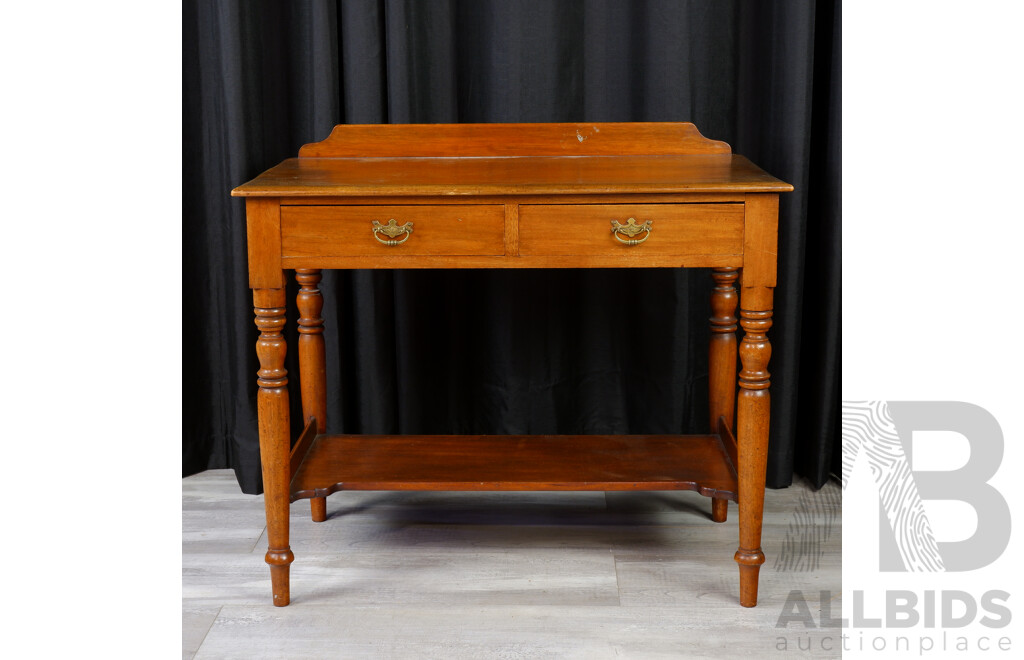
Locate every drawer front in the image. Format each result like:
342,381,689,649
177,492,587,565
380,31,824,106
518,204,743,257
281,205,505,257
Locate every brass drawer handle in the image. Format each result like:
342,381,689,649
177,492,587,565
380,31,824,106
611,217,652,246
372,219,414,246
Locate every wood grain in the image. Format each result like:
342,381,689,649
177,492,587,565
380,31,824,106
232,155,792,197
504,202,519,256
195,603,836,659
281,205,505,257
253,288,293,606
295,269,327,432
295,268,328,523
734,192,777,606
183,605,220,660
718,416,738,477
281,253,743,270
735,303,774,608
709,267,739,436
296,122,732,157
181,470,268,554
290,434,739,500
244,198,282,288
277,193,747,206
184,470,841,659
287,418,317,482
519,203,743,259
740,194,779,289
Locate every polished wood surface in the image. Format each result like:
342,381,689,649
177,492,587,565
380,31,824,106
252,288,293,606
717,416,739,480
296,122,732,157
709,267,739,524
709,267,739,435
279,198,748,271
282,250,743,271
233,155,790,198
280,192,747,205
295,268,329,523
733,194,779,607
295,269,327,433
519,203,742,258
716,418,738,533
235,122,789,608
282,205,505,257
288,418,317,482
245,199,284,289
290,434,738,499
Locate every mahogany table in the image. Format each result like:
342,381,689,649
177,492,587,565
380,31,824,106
232,122,792,607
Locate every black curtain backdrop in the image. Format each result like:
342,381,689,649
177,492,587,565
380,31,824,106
183,0,840,494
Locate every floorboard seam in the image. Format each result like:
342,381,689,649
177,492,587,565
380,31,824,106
191,605,222,660
612,553,624,607
184,471,841,658
249,521,265,554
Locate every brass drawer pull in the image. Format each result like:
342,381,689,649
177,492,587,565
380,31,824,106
372,219,414,246
611,217,652,246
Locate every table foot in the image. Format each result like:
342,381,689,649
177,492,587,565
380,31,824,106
266,548,294,607
735,548,765,607
711,498,728,523
311,496,327,522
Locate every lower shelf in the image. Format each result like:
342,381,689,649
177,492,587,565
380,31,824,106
290,433,738,501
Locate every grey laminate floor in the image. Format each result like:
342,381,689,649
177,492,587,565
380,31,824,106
183,470,841,659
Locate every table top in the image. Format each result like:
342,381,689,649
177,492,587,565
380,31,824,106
232,154,791,197
231,122,792,198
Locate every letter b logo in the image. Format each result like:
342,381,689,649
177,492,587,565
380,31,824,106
842,401,1011,571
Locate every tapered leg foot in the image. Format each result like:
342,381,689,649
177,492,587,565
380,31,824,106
711,498,728,523
266,548,295,607
735,549,765,607
311,496,327,522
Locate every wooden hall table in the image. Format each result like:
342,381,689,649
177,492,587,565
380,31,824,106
232,122,792,608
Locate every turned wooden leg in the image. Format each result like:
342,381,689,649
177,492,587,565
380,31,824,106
709,267,739,523
254,288,294,606
734,291,772,607
296,269,328,523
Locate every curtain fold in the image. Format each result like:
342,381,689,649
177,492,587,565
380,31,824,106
183,0,841,494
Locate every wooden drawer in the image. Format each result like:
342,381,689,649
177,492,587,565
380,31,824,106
518,203,743,257
281,205,505,257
